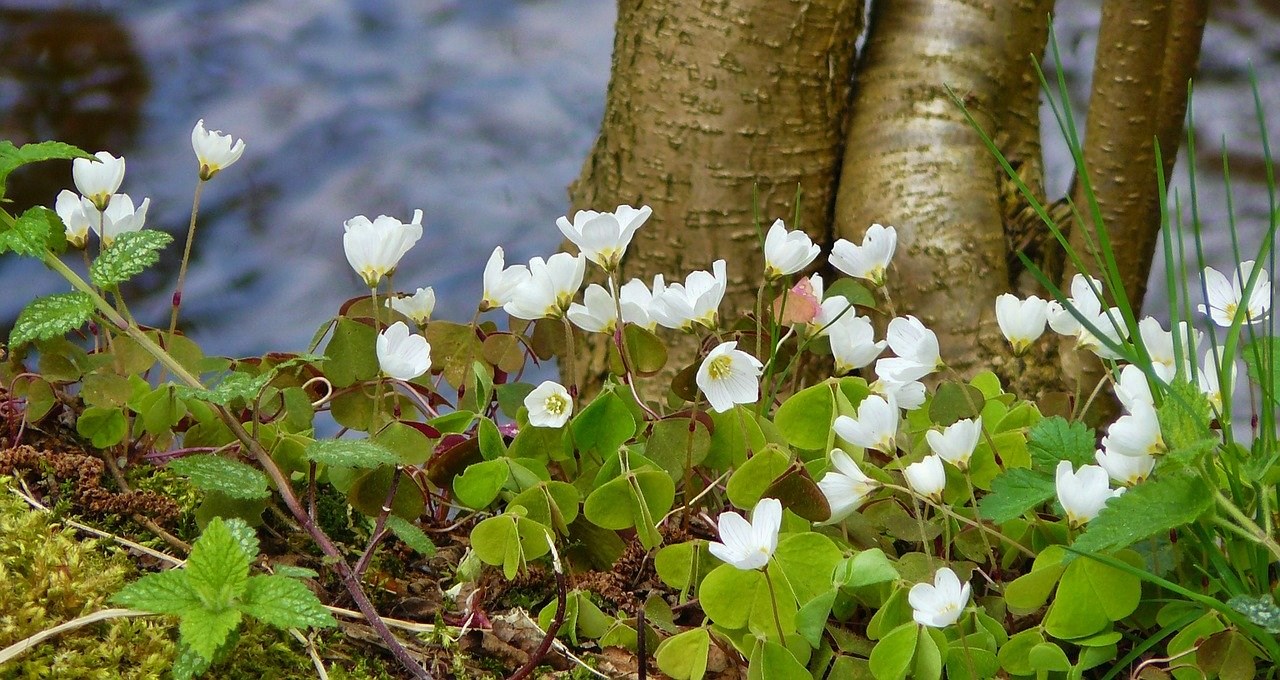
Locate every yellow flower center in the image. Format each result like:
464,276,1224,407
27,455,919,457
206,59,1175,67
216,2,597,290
707,355,734,381
544,394,569,416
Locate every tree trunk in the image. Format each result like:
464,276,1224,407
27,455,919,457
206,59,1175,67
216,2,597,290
832,0,1053,379
567,0,864,391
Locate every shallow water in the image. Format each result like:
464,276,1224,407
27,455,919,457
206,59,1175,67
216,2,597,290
0,0,1275,361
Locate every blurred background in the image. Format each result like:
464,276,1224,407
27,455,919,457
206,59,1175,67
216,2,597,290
0,0,1276,359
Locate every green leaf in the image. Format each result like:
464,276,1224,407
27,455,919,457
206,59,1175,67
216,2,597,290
699,564,765,630
322,317,380,388
623,324,668,375
645,415,711,478
726,445,791,509
747,640,810,680
774,383,835,450
997,628,1044,676
170,642,213,680
582,469,674,550
175,371,275,407
75,406,128,448
0,206,66,256
185,517,254,610
239,574,335,629
1227,595,1280,634
796,590,837,649
1241,337,1280,405
655,628,710,680
168,454,272,500
1027,416,1095,470
0,140,91,199
824,278,876,308
1004,546,1067,612
1027,642,1072,672
386,516,437,556
571,390,636,456
1157,380,1216,466
1070,471,1212,556
426,320,485,388
89,229,173,287
1043,551,1142,640
978,467,1055,523
135,384,189,436
305,439,400,469
453,459,510,509
111,569,202,615
837,548,899,590
470,511,552,580
928,382,984,426
868,622,918,680
9,292,94,348
179,606,242,662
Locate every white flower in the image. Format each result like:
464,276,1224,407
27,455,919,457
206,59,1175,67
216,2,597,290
72,151,126,210
376,321,432,381
833,394,898,454
503,253,586,320
1055,461,1124,526
875,316,942,383
995,294,1048,355
1100,401,1164,457
829,314,886,374
1114,364,1154,413
55,189,93,248
764,219,820,279
817,449,878,524
903,454,947,501
707,498,782,571
926,418,982,470
1076,307,1130,360
909,567,971,628
94,193,151,247
1137,317,1201,383
696,341,764,413
556,204,651,269
1047,274,1106,337
567,283,617,334
1198,261,1272,327
650,260,727,331
481,247,530,310
1094,448,1154,486
829,223,896,287
870,377,927,411
343,210,424,288
191,119,246,180
524,380,573,428
619,277,658,330
1197,348,1236,414
387,287,436,325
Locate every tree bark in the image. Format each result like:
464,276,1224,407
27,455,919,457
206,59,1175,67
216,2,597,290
832,0,1052,378
567,0,864,391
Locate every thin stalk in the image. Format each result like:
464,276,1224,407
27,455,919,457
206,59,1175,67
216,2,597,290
762,562,788,643
167,179,206,337
353,466,403,579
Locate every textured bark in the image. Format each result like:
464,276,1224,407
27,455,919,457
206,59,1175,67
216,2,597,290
1058,0,1205,421
1067,0,1205,306
568,0,864,390
833,0,1051,377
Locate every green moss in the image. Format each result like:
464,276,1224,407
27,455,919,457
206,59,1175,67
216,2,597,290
0,476,388,679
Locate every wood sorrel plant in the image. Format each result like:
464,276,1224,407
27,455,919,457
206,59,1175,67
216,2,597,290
1,77,1279,680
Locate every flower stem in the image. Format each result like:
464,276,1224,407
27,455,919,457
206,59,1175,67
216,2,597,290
762,562,788,644
167,179,206,339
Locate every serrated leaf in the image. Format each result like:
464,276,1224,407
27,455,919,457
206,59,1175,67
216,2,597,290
89,229,173,287
110,569,202,615
0,206,65,256
1070,472,1211,556
9,292,94,347
305,438,400,468
239,574,336,630
222,517,261,558
386,516,437,556
168,454,272,500
1158,380,1216,467
170,642,212,680
1027,416,1095,470
1226,595,1280,634
272,565,319,580
175,371,275,406
978,467,1056,523
0,140,91,198
185,517,253,609
179,606,242,662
